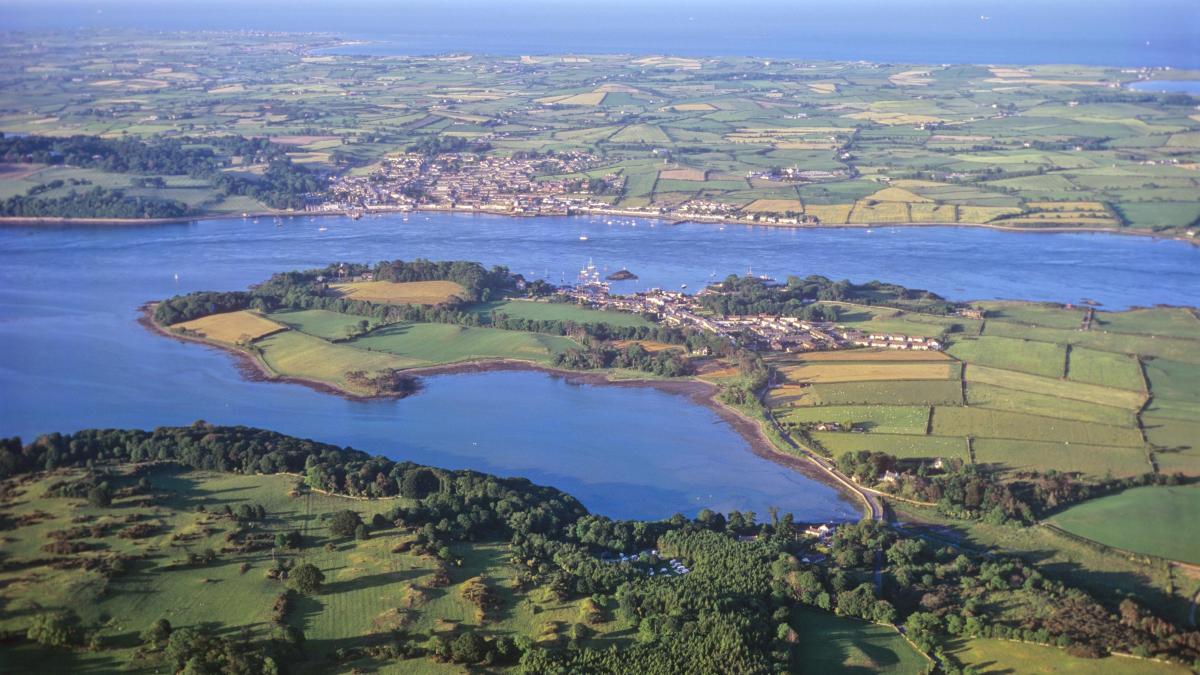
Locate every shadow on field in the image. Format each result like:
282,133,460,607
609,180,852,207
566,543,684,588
320,568,426,595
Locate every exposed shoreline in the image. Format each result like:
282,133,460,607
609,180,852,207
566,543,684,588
137,303,863,513
5,206,1197,245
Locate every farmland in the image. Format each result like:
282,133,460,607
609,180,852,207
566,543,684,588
331,280,467,305
1049,486,1200,564
788,607,927,674
173,310,286,345
766,299,1200,483
0,31,1198,237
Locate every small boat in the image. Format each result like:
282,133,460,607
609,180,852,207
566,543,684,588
579,234,589,241
173,273,179,281
680,283,688,289
318,226,328,232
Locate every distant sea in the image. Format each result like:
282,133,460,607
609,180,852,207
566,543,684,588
4,0,1199,68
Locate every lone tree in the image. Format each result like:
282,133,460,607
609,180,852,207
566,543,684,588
289,563,325,595
87,483,112,508
328,510,363,538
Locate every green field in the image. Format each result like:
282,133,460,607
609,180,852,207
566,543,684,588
947,336,1066,378
349,322,578,365
787,380,962,406
973,438,1150,478
932,407,1144,447
947,637,1191,674
789,607,927,674
471,298,655,329
257,330,425,392
966,364,1146,409
810,431,968,462
1049,486,1200,563
780,405,931,435
1067,347,1145,391
966,382,1137,426
268,308,386,340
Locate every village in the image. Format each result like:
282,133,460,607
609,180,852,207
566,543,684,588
562,262,943,354
318,151,826,225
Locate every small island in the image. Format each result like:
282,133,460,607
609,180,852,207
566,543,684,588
606,268,639,281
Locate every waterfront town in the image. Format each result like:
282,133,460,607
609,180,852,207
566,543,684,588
319,151,822,225
562,261,943,354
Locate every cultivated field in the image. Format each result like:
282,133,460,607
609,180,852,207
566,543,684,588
331,280,467,305
174,310,286,344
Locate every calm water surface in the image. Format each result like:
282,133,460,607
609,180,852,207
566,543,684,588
1,214,1196,519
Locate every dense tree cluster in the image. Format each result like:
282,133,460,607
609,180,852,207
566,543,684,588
553,341,694,376
0,133,325,212
838,450,1191,524
701,274,957,317
1,186,190,218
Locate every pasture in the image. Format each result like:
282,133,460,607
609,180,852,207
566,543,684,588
471,299,656,329
777,361,957,384
256,331,424,393
946,336,1066,378
331,280,467,305
267,308,385,340
973,438,1150,479
349,322,578,365
774,380,962,407
932,407,1144,447
1067,347,1145,391
947,638,1190,675
1049,486,1200,564
809,432,968,462
174,310,285,344
779,405,931,435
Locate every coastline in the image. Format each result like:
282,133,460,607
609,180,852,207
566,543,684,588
138,303,866,515
6,206,1197,245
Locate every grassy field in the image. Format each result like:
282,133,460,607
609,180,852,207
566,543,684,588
471,298,655,329
349,322,578,365
809,432,968,462
932,407,1144,447
774,380,962,407
966,382,1136,426
947,637,1190,674
779,405,931,435
966,364,1146,409
1049,486,1200,564
174,310,285,344
777,361,957,384
973,438,1150,478
267,309,386,341
789,607,927,674
257,331,425,392
331,280,467,305
1067,347,1145,391
947,336,1066,378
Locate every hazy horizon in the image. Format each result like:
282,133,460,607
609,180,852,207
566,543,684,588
2,0,1198,67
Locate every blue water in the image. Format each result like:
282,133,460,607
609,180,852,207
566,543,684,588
1,214,1196,519
4,0,1198,68
1128,80,1200,93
